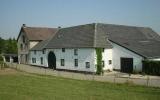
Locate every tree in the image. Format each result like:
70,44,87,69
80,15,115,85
0,37,17,54
0,37,5,54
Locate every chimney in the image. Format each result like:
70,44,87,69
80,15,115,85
22,24,26,27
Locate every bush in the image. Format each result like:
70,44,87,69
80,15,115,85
0,55,3,61
142,60,160,76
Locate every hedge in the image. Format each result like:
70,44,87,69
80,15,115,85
142,60,160,76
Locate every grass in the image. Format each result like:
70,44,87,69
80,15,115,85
0,69,160,100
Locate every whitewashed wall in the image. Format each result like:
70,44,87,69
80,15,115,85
29,48,96,72
17,32,29,64
102,49,113,71
111,42,144,72
47,48,96,72
29,41,39,49
29,50,48,67
150,58,160,61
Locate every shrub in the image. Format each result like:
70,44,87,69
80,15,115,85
142,60,160,76
0,55,3,61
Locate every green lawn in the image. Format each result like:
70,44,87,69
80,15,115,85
0,70,160,100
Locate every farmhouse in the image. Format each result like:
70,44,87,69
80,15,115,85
17,24,58,64
17,23,160,73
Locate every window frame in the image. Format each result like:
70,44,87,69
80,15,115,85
34,50,36,55
102,61,105,67
20,44,23,50
22,35,25,43
40,57,43,65
42,50,45,54
85,62,90,68
32,58,34,63
109,60,112,65
32,58,36,63
102,48,105,52
74,59,78,67
61,59,65,66
62,48,65,52
74,49,78,55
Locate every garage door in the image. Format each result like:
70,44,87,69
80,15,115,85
121,58,133,73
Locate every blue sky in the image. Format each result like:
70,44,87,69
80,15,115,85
0,0,160,39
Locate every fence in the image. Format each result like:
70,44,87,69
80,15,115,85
5,62,160,87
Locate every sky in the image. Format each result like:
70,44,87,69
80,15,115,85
0,0,160,39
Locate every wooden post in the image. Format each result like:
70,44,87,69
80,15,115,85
147,75,149,86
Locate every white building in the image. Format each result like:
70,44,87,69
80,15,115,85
18,23,160,73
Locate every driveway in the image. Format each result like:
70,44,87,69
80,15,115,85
6,62,160,87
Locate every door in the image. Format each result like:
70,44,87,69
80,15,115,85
121,58,133,73
48,52,56,69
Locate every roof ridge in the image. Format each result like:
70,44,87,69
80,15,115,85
93,23,97,47
24,27,57,29
97,23,150,29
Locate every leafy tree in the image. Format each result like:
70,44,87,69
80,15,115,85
0,37,17,54
0,37,5,54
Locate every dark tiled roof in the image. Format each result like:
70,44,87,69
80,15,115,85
97,23,160,58
45,23,113,49
31,23,160,58
2,54,18,57
18,26,58,41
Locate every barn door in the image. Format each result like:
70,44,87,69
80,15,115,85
121,58,133,73
48,52,56,69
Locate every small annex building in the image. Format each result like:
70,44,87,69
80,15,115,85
17,23,160,73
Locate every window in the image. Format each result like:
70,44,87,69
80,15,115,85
42,50,45,54
25,43,28,50
20,44,23,50
40,57,43,64
62,48,65,52
102,48,105,52
22,36,25,43
61,59,65,66
34,50,36,55
86,62,90,68
109,60,112,65
74,59,78,67
74,49,78,55
102,61,105,67
32,58,36,63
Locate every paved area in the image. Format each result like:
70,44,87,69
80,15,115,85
6,62,160,87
